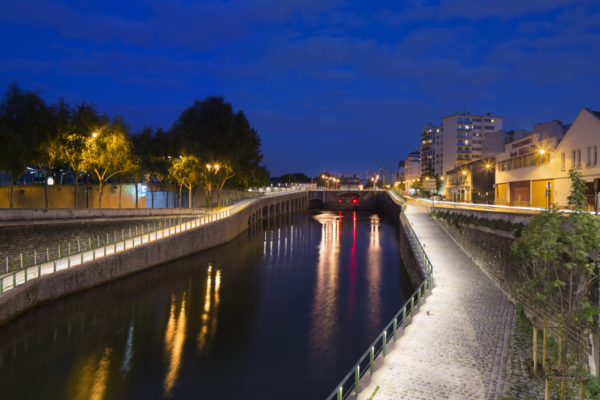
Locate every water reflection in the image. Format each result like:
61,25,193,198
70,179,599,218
198,264,221,353
367,215,382,328
164,294,187,397
121,321,134,376
310,213,341,356
69,347,112,400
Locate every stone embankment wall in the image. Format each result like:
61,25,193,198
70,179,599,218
0,192,308,323
382,193,426,290
432,212,596,371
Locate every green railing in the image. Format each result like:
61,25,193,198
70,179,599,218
325,210,434,400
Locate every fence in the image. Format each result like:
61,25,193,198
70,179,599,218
325,210,434,400
0,208,236,295
0,189,300,296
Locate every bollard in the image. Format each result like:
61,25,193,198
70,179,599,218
12,272,16,288
68,255,71,269
68,242,71,256
402,307,407,328
382,331,387,357
20,253,23,269
369,346,374,374
393,318,398,341
78,239,81,252
97,235,100,247
354,365,360,395
38,263,41,278
24,266,27,282
88,237,91,251
47,247,50,262
337,386,342,400
58,244,61,258
5,257,8,273
80,252,83,265
410,296,414,316
53,259,57,273
34,250,37,265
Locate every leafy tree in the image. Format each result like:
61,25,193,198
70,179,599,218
132,127,176,208
169,155,201,208
171,96,267,192
82,118,137,208
0,82,51,208
511,170,600,379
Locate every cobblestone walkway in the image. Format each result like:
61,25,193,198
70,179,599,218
353,203,543,400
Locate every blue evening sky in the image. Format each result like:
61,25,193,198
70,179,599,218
1,0,599,176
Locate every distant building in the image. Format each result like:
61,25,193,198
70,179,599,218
397,160,405,182
495,111,593,208
404,150,421,183
421,113,503,179
445,159,495,203
440,113,503,174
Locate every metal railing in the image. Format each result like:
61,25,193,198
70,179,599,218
0,189,303,296
325,209,434,400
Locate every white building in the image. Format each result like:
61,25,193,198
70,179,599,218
440,113,503,175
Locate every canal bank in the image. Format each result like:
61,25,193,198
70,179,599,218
0,191,308,323
0,208,413,399
352,202,544,399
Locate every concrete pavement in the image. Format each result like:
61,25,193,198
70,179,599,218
352,202,542,399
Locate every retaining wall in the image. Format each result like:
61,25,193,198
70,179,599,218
0,192,309,323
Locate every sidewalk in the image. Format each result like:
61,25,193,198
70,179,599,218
354,202,542,399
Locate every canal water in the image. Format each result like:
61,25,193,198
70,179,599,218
0,210,412,400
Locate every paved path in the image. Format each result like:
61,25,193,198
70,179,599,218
353,203,542,400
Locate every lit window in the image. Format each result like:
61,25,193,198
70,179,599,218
572,150,576,167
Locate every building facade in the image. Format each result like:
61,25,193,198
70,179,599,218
404,150,421,183
495,108,598,208
445,160,495,203
441,113,503,175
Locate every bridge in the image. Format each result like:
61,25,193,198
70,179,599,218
308,190,387,210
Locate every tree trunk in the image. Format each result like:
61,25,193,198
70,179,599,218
151,188,154,208
44,179,49,209
9,179,14,209
179,184,183,208
188,186,192,209
98,181,103,209
73,172,78,208
86,174,89,208
118,183,122,208
135,182,138,209
217,189,221,208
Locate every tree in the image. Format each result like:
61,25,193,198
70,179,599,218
82,118,137,208
132,127,174,208
512,170,600,384
169,155,201,208
67,102,107,208
214,162,235,207
0,82,51,208
171,96,267,192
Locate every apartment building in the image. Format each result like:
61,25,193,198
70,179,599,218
404,150,421,182
495,108,597,208
441,113,503,174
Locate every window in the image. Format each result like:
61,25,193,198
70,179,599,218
595,146,598,166
561,152,565,170
577,149,581,167
572,150,576,167
587,147,592,165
